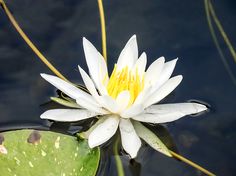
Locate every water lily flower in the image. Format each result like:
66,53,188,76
40,35,207,158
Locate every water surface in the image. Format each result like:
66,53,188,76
0,0,236,175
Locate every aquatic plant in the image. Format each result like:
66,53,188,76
40,35,207,159
0,0,217,175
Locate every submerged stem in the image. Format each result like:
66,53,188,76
0,0,68,81
204,0,236,86
113,137,125,176
208,0,236,63
97,0,107,62
170,150,215,176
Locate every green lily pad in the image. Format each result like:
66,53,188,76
0,130,100,176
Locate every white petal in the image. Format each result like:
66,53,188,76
116,91,130,112
145,56,165,87
41,74,95,104
78,66,99,100
133,103,207,123
98,95,119,113
79,117,107,139
117,35,138,70
40,109,98,122
98,52,109,85
134,52,147,76
88,115,119,148
144,103,207,114
119,119,141,158
133,86,152,105
83,38,108,90
97,52,109,95
120,104,144,118
76,98,108,114
143,75,183,108
154,58,178,89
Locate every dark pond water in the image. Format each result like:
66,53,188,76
0,0,236,175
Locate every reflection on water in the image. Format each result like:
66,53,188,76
0,0,236,175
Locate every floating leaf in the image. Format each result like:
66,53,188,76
0,130,100,176
132,121,171,157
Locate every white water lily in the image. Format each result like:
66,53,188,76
40,35,207,158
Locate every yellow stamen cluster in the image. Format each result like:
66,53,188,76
106,64,144,105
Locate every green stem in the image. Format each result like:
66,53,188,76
113,137,125,176
97,0,107,62
0,0,68,81
204,0,236,86
170,150,215,176
208,0,236,63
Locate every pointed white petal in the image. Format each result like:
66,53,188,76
143,75,183,108
41,74,95,103
154,58,178,89
133,86,152,105
78,66,99,100
133,103,207,123
116,91,130,112
79,117,107,139
96,80,108,96
83,38,108,90
83,38,99,82
120,104,144,118
98,52,109,84
144,103,207,114
119,119,141,158
98,95,119,113
88,115,119,148
97,52,109,95
133,121,171,157
117,35,138,70
134,52,147,76
145,56,165,86
76,98,108,114
40,109,98,122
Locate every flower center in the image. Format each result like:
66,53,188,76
106,64,144,105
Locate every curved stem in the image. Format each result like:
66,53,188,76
113,137,125,176
0,0,68,81
208,0,236,63
97,0,107,61
170,150,215,176
204,0,236,86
